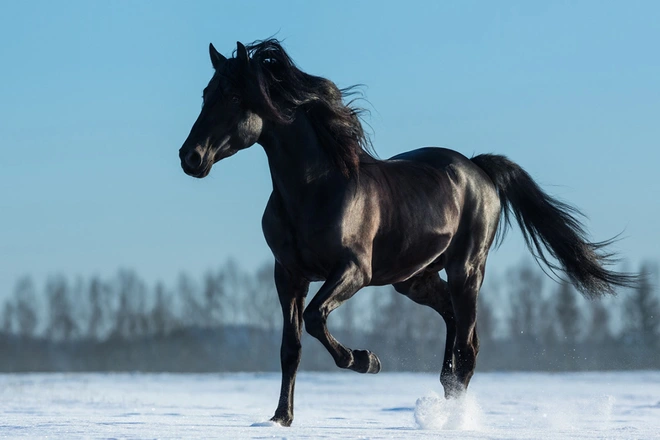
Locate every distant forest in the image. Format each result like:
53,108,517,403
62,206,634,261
1,260,658,373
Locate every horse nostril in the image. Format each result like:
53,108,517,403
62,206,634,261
185,150,203,169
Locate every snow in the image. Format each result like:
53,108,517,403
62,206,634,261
1,371,659,439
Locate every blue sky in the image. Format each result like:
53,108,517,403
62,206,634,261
1,1,659,297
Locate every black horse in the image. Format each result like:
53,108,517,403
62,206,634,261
179,39,635,426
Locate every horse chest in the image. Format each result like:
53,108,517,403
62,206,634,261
262,198,335,280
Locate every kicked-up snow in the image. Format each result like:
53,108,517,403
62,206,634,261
1,371,659,439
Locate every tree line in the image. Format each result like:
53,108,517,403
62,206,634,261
1,260,658,372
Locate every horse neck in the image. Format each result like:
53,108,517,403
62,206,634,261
259,112,340,204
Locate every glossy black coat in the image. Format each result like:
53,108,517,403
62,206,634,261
179,39,636,426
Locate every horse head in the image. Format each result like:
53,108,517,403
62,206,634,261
179,42,263,178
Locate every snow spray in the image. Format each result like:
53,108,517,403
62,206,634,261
414,391,482,430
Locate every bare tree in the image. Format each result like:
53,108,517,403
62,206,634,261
13,276,38,338
87,276,109,340
129,283,149,338
150,282,176,335
46,276,78,340
246,263,279,331
555,281,580,344
178,272,203,327
202,270,225,327
623,263,659,348
1,302,14,334
112,270,149,338
587,299,612,343
219,259,245,324
508,264,544,343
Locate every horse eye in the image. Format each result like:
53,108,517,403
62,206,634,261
231,95,241,104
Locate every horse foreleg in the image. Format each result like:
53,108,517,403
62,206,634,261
270,263,309,427
303,258,380,374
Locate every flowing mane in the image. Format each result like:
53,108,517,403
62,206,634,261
242,39,375,176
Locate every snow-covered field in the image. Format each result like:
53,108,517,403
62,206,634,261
1,371,659,439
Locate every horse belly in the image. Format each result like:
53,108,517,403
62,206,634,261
370,231,453,285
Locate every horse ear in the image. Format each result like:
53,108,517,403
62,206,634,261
209,43,227,70
236,41,250,68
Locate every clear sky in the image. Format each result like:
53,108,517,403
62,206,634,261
1,1,659,298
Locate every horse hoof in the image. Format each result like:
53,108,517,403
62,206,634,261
351,349,381,374
366,351,382,374
252,420,284,427
262,416,291,427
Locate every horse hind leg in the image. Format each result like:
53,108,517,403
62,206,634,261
444,258,486,396
393,272,458,398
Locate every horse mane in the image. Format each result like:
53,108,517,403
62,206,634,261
241,39,376,177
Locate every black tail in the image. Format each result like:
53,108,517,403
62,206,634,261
471,153,637,298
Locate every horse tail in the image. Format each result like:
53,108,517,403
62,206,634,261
470,153,637,298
